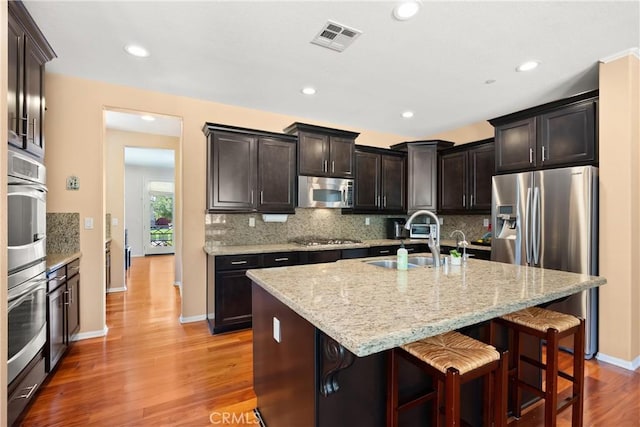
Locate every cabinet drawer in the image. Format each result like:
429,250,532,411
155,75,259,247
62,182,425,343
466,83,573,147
216,254,260,271
8,353,46,427
67,259,80,279
262,252,299,268
369,246,395,256
47,266,66,292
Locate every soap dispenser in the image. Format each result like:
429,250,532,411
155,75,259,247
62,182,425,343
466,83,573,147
397,241,408,270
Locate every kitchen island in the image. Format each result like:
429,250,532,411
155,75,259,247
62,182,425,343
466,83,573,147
247,256,605,426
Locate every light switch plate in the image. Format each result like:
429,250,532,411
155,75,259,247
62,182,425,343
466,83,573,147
84,217,94,230
273,317,281,343
249,217,256,227
112,218,119,226
365,217,370,226
483,218,490,227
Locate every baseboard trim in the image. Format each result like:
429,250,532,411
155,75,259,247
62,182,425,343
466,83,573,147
72,325,109,341
107,286,127,293
596,352,640,371
180,314,206,324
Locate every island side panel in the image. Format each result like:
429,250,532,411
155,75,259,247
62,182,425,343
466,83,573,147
252,283,317,427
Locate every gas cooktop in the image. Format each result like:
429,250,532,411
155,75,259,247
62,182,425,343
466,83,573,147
290,236,363,246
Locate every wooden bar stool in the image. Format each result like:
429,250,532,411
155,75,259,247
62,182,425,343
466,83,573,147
490,307,585,426
387,331,508,427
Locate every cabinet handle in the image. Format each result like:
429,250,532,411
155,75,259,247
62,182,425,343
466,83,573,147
12,383,38,401
331,161,335,173
407,248,415,252
463,195,466,207
260,191,264,204
274,257,289,262
250,191,254,205
30,118,37,140
230,260,248,265
64,290,70,306
69,287,73,304
541,146,546,162
529,148,534,164
470,195,474,208
377,195,381,208
324,160,328,173
379,250,390,254
383,196,387,208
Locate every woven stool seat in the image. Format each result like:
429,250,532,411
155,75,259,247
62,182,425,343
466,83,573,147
401,331,500,375
500,306,580,333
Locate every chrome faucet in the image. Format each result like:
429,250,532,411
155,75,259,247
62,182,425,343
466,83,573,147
450,230,468,260
405,210,441,267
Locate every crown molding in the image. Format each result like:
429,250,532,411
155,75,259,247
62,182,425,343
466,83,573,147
599,47,640,63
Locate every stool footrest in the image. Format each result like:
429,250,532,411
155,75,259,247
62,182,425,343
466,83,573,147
398,389,437,412
557,395,580,413
515,378,545,399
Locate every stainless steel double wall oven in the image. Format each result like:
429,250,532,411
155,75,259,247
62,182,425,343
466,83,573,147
7,148,47,384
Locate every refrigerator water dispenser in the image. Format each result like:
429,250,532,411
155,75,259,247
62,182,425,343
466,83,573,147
496,207,517,240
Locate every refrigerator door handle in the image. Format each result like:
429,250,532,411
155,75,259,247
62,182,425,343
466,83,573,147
525,187,532,264
533,186,541,265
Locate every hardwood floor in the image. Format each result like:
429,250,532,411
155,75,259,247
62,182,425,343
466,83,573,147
20,255,640,426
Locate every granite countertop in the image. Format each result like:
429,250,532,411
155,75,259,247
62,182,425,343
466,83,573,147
46,252,82,272
204,238,491,256
247,255,605,357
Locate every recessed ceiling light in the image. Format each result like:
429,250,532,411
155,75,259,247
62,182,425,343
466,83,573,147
393,1,421,21
124,44,150,58
301,87,316,95
141,115,155,122
516,60,540,72
401,111,414,119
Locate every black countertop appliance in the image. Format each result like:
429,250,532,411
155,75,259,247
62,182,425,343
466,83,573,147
386,217,409,240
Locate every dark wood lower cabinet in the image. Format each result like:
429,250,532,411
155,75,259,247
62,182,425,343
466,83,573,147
7,350,46,427
214,269,253,333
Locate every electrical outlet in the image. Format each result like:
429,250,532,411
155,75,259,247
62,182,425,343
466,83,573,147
112,218,119,226
273,317,281,343
66,175,80,190
483,218,489,227
439,218,443,225
249,217,256,227
365,217,370,226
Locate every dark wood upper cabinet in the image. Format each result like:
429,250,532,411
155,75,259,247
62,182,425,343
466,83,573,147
438,139,495,214
204,123,296,213
7,2,56,159
491,91,598,174
258,137,296,212
353,147,405,213
391,140,454,212
284,122,359,179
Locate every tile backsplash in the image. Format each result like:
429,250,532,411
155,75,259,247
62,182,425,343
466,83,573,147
47,212,80,253
205,209,491,246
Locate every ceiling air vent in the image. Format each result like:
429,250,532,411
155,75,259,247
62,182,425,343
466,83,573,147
311,20,362,52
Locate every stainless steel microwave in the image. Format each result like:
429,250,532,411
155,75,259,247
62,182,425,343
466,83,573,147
297,176,353,208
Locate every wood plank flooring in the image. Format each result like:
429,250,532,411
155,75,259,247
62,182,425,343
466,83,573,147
20,255,640,426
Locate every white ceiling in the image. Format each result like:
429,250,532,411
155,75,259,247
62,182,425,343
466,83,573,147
124,147,175,169
25,1,640,139
105,110,182,137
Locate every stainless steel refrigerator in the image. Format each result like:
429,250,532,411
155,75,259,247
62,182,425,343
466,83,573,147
491,165,598,358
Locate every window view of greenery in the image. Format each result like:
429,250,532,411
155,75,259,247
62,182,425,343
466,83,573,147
150,193,173,247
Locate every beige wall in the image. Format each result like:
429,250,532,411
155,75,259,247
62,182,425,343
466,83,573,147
424,120,494,144
1,0,9,421
45,73,407,331
105,128,180,290
598,54,640,365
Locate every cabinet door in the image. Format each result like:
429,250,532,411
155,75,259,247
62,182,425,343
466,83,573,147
258,138,296,212
329,136,354,178
495,118,536,173
539,100,596,168
407,145,438,211
381,154,406,212
298,132,329,176
47,285,67,372
215,270,253,331
23,37,46,158
208,132,257,211
439,151,467,211
468,143,495,211
7,15,22,147
67,274,80,339
354,151,380,210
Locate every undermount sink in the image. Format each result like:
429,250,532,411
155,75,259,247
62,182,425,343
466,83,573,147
365,260,419,269
407,256,439,266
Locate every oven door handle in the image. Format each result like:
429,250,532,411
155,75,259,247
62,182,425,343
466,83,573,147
8,279,47,310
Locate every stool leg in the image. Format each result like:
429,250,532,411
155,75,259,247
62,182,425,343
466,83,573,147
444,368,461,427
494,350,509,427
513,329,522,419
572,320,585,427
545,329,560,427
386,349,399,427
